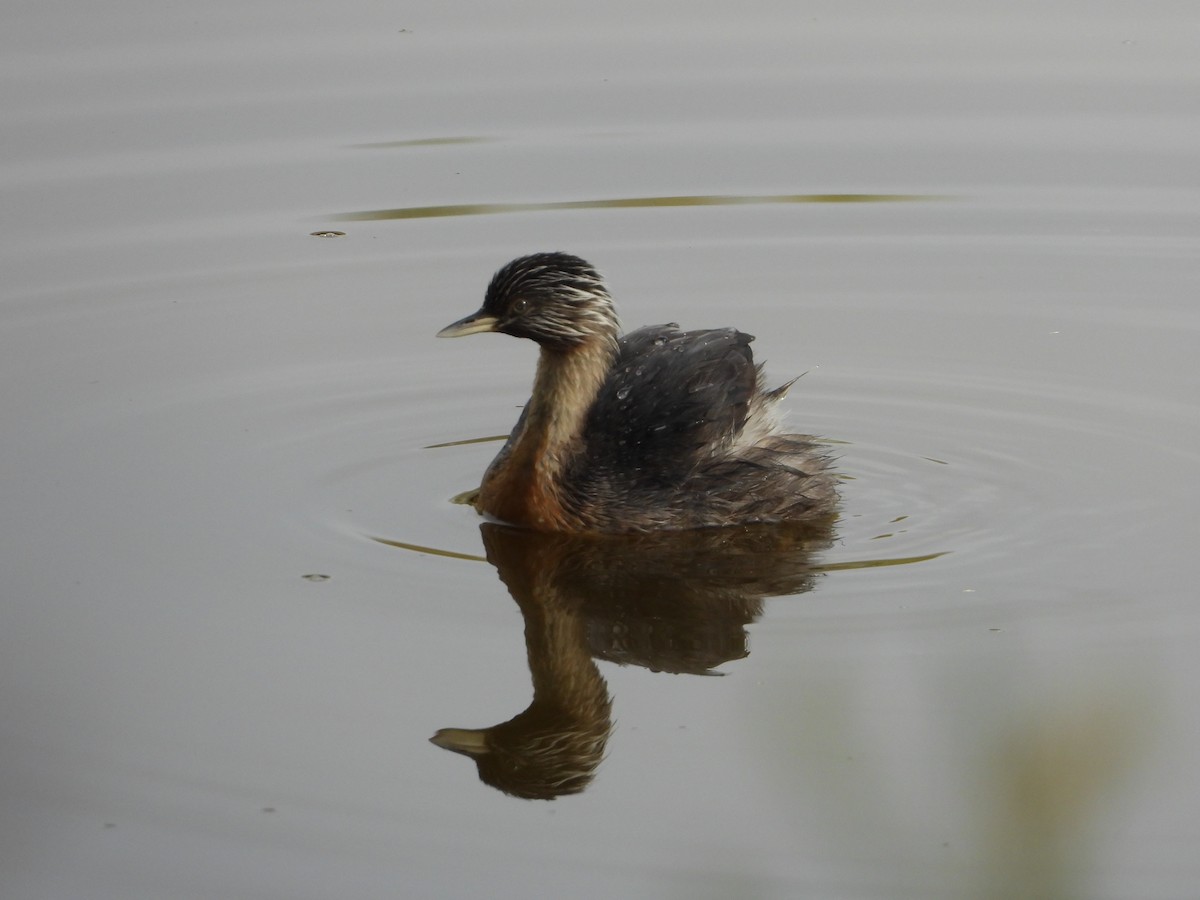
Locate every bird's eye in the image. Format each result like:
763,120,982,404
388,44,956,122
512,298,530,314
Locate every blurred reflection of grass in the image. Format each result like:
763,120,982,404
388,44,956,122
335,193,944,222
751,650,1154,899
983,686,1148,900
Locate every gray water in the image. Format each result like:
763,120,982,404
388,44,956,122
4,3,1199,898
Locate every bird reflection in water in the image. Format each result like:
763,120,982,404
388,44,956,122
431,519,834,799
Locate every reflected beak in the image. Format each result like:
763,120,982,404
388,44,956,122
436,310,499,338
430,727,490,757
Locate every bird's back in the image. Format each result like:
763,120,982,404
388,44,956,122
567,325,836,530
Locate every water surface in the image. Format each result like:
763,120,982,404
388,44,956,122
3,3,1199,899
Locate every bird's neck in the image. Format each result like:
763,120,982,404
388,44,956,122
524,338,615,459
479,338,616,530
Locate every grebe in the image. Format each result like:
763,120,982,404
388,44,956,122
437,252,837,533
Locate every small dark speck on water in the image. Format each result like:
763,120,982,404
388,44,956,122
262,807,276,814
301,573,331,582
310,231,346,238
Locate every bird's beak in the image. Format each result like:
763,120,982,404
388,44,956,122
430,727,489,756
436,310,499,338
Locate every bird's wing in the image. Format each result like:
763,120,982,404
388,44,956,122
582,324,758,485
